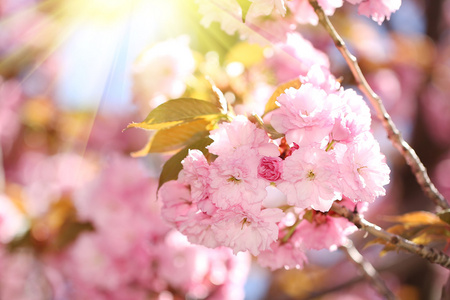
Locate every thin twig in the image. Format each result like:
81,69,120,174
341,240,398,300
308,0,449,211
332,202,450,269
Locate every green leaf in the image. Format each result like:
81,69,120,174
127,98,223,131
263,79,302,116
158,137,214,190
131,119,213,157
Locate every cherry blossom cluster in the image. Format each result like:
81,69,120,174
159,66,390,270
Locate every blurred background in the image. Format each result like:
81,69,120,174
1,0,450,299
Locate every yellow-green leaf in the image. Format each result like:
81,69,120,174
127,98,223,131
383,211,444,226
131,119,213,157
380,244,399,256
263,79,302,116
158,137,214,190
303,210,314,223
207,76,231,115
251,113,284,139
411,232,445,245
438,209,450,225
364,237,398,256
236,0,252,22
264,123,284,139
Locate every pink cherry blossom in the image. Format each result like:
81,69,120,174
179,149,211,203
337,132,390,203
209,147,268,212
271,83,336,145
300,64,341,94
339,89,371,128
257,156,283,182
208,115,279,157
324,89,371,145
329,113,366,145
211,207,285,255
277,146,341,211
339,88,371,120
178,212,220,248
158,180,198,225
262,185,288,208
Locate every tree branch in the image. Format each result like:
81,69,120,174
332,202,450,269
308,0,449,211
341,240,398,300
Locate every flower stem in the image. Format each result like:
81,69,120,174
281,218,301,243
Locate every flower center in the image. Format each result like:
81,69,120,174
357,165,368,174
241,217,250,229
227,176,241,183
306,170,316,181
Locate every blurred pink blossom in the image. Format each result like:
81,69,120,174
268,32,330,82
132,36,195,110
287,0,343,25
0,78,23,153
346,0,401,24
196,0,244,35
